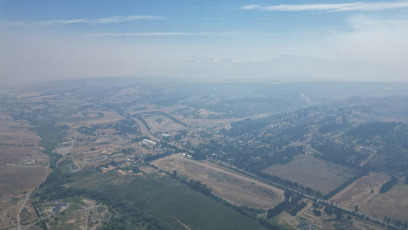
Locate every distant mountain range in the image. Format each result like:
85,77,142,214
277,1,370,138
135,54,406,82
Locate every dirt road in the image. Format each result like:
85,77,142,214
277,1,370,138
17,192,30,230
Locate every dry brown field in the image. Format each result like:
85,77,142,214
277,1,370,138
0,117,48,195
330,172,408,223
0,117,42,165
330,173,390,209
0,116,48,229
155,154,284,209
0,166,47,195
143,114,187,132
360,184,408,222
181,116,240,128
66,111,123,127
0,145,39,166
262,155,356,195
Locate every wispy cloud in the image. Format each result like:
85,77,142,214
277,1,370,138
92,32,236,37
182,55,244,63
1,15,161,26
242,1,408,12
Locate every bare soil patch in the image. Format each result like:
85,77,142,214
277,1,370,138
55,144,73,156
155,154,284,209
262,155,356,195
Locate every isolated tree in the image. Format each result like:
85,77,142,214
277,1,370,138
313,209,322,216
336,212,343,221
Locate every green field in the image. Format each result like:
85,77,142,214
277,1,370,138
70,171,272,230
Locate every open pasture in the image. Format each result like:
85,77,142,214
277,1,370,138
0,116,42,165
143,114,186,132
330,173,390,209
155,154,284,209
360,184,408,222
66,111,123,127
0,166,47,195
262,155,356,195
0,117,48,195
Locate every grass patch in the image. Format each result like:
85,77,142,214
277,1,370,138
56,223,76,230
155,155,284,209
63,196,85,206
66,203,82,212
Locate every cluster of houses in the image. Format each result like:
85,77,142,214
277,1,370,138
182,153,192,158
48,200,68,213
142,139,156,146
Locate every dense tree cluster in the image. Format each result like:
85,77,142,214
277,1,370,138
192,103,408,199
77,126,97,135
267,191,306,219
132,113,150,131
111,118,139,135
379,177,398,194
346,122,398,142
143,150,175,163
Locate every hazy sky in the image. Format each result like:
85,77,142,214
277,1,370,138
1,0,408,84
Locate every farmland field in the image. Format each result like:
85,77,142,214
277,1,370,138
70,171,271,230
330,173,390,210
0,166,47,195
0,115,48,194
2,80,408,230
262,155,356,195
360,184,408,223
155,154,284,209
143,114,186,132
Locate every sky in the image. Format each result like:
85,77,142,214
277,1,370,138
1,0,408,84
